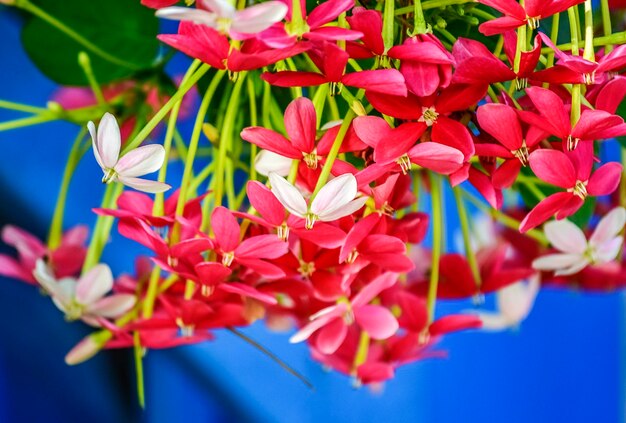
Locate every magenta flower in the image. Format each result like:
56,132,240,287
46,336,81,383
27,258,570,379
289,272,399,354
520,143,622,232
89,113,170,193
33,261,136,327
156,0,288,39
0,225,87,284
477,0,585,36
269,172,368,229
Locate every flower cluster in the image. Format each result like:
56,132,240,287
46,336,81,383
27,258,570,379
2,0,626,395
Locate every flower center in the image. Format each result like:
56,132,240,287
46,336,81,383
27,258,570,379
216,17,232,35
346,249,359,264
298,260,315,278
515,77,528,90
512,141,529,165
419,107,439,127
302,150,319,169
568,180,588,200
329,82,343,97
583,72,596,85
566,134,580,151
102,168,117,184
277,223,290,241
526,16,540,29
304,212,318,229
222,252,235,266
397,154,412,174
64,300,85,321
176,318,195,337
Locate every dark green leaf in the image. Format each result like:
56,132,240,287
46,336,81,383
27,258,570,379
21,0,160,85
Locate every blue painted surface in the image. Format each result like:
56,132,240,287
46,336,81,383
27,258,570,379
0,7,624,423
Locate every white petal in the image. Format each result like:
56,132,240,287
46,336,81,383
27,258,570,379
318,196,368,222
593,237,623,263
590,207,626,246
310,173,357,216
231,1,288,34
532,253,584,271
269,172,308,217
544,219,587,254
554,259,590,276
117,176,171,193
88,121,105,169
76,264,113,305
65,336,102,365
33,260,74,305
87,294,136,318
496,278,538,323
201,0,236,18
156,7,218,27
97,113,121,169
254,150,292,177
475,312,512,331
115,144,165,178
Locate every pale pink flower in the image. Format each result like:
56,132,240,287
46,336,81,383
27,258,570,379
254,149,292,177
156,0,287,39
65,335,102,365
33,260,136,327
472,275,540,331
269,172,368,229
88,112,170,193
532,207,626,275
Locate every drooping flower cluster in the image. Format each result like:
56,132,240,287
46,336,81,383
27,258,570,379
2,0,626,393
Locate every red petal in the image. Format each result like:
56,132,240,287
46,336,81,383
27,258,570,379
211,206,240,252
240,127,301,158
519,192,573,232
587,162,623,196
528,149,576,188
284,97,317,153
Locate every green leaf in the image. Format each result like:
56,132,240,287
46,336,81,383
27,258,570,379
21,0,160,86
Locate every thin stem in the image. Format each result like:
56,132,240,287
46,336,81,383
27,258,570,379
0,99,49,114
583,0,594,61
122,61,207,153
453,186,481,287
396,0,470,14
426,172,443,323
246,77,258,182
0,113,57,132
78,52,106,107
352,330,370,373
412,0,427,35
226,327,313,390
48,128,88,249
133,331,145,408
600,0,613,52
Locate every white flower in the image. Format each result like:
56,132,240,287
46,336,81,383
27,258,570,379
532,207,626,276
254,149,292,177
156,0,287,38
473,275,540,331
88,112,170,193
34,260,136,327
269,172,368,229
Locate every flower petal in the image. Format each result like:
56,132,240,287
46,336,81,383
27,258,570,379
268,173,308,217
76,264,113,305
284,97,317,153
88,294,136,318
232,1,288,34
310,173,357,216
590,207,626,246
544,219,587,254
117,176,171,193
96,113,121,169
315,317,348,354
354,305,398,340
115,144,166,178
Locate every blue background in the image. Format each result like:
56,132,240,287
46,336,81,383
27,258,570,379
0,6,624,423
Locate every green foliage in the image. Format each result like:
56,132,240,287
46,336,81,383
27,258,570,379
21,0,160,85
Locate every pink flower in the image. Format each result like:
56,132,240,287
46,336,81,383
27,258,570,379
269,172,368,229
0,225,88,284
89,112,171,193
33,260,136,327
156,0,288,39
520,143,622,232
289,272,399,354
532,207,626,275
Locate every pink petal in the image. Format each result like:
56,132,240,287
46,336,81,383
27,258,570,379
236,234,288,259
211,206,241,252
236,258,286,279
595,77,626,114
587,162,622,196
409,142,464,174
284,97,317,153
532,252,585,271
307,0,354,28
477,104,523,151
156,7,218,27
241,127,301,158
289,305,344,343
352,272,398,307
375,122,427,164
219,282,278,304
544,219,587,254
354,305,398,339
246,181,286,226
268,173,308,217
478,0,526,19
429,314,482,336
261,71,329,88
76,264,113,305
315,317,348,354
352,116,391,148
65,336,102,365
341,69,407,96
528,149,576,188
519,192,573,233
195,261,232,286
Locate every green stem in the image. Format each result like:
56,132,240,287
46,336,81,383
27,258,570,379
0,99,49,114
48,128,88,249
426,172,443,323
122,61,207,153
172,69,227,242
412,0,428,35
583,0,594,61
246,77,258,182
600,0,613,52
17,0,140,70
310,110,356,200
0,113,57,132
78,52,106,107
396,0,470,15
452,186,481,288
546,13,560,72
383,0,395,52
352,331,370,372
133,331,145,408
567,6,580,55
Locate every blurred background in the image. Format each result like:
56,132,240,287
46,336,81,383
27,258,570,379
0,5,624,423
